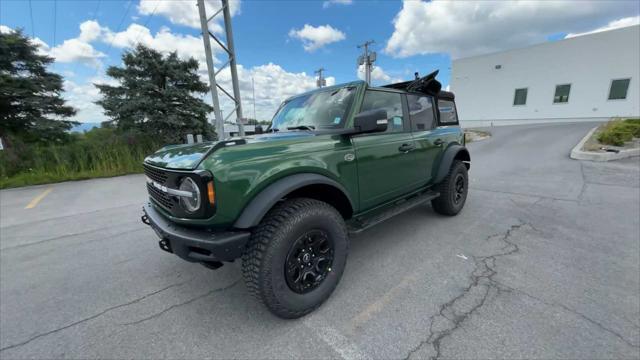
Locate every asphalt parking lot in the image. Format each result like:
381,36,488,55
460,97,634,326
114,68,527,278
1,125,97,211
1,122,639,359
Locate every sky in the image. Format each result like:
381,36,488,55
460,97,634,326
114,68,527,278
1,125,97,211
1,0,639,123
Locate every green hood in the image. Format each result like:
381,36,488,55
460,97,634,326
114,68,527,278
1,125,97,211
144,132,315,170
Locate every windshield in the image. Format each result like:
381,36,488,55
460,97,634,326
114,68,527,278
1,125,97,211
270,86,356,131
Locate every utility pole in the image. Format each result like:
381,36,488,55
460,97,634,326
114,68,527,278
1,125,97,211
251,76,257,121
357,40,376,85
197,0,245,139
315,68,326,88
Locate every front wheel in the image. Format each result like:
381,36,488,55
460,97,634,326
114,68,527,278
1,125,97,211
241,198,348,319
431,160,468,216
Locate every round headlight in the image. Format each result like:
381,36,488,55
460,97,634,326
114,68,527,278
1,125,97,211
179,177,201,213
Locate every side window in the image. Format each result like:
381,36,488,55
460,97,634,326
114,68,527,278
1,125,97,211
609,79,630,100
513,88,527,106
553,84,571,103
407,94,435,131
360,90,405,133
438,100,458,125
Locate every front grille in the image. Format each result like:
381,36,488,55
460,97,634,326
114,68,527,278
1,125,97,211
144,164,168,184
147,183,175,210
144,164,175,211
142,163,214,219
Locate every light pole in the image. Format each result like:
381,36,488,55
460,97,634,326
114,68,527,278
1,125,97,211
252,76,257,121
315,68,326,88
357,40,376,85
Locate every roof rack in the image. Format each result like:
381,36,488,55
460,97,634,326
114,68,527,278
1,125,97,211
382,70,452,99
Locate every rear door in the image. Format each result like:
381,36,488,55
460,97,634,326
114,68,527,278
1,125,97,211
407,93,443,184
352,89,422,210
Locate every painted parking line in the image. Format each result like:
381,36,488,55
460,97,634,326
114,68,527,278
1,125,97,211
25,188,53,209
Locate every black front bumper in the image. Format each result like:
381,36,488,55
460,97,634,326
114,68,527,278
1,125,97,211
142,202,250,263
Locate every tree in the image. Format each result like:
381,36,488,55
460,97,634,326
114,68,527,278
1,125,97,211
96,45,214,143
0,29,77,143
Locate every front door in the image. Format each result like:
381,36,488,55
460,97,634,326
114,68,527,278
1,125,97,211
352,89,422,211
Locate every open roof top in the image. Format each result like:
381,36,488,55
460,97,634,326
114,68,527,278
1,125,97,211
382,70,454,100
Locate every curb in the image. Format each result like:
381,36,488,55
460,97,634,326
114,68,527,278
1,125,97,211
570,126,640,162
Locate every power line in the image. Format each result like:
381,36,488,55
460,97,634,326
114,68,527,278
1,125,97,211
28,0,34,38
104,0,134,58
93,0,102,19
53,0,57,48
133,0,160,46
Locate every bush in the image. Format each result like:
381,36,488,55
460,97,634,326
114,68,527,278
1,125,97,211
597,118,640,146
0,128,161,188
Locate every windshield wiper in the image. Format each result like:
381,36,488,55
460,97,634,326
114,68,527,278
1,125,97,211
265,128,279,133
287,125,315,131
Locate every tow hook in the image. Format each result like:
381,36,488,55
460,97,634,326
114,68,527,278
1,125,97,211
159,239,173,253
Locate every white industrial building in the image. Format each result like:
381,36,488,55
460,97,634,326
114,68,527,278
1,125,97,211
451,25,640,127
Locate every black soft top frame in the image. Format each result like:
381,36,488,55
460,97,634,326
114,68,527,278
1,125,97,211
382,70,454,100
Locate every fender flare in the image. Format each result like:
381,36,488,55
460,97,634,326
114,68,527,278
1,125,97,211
233,173,354,229
433,144,471,184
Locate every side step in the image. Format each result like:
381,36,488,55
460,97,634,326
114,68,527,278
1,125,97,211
347,190,439,235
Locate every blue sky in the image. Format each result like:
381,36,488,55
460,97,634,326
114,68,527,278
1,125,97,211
1,0,638,123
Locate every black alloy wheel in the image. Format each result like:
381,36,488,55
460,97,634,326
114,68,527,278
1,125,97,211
285,229,335,294
453,173,465,204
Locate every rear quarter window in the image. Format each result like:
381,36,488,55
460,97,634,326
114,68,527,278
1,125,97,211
407,94,435,131
438,100,458,125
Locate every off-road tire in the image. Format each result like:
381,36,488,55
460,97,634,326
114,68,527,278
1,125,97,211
431,160,468,216
241,198,348,319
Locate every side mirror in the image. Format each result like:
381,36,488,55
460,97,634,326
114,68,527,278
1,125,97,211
353,109,388,134
255,125,264,134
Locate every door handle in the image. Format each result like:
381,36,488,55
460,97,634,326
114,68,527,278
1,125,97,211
398,143,415,153
433,139,444,146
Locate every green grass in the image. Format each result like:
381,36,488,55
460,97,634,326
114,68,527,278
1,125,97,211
597,118,640,146
0,129,160,189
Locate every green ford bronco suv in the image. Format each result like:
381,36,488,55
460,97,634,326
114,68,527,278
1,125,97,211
141,71,470,318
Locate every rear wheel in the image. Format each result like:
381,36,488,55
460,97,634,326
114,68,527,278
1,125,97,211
431,160,468,216
242,198,348,318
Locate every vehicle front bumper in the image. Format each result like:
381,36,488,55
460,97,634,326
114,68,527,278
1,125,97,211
141,202,250,263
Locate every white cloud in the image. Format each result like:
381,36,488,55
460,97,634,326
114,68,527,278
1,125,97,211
63,76,118,123
211,63,336,121
0,25,13,34
565,16,640,38
138,0,240,33
289,24,346,52
45,20,106,68
0,24,50,56
322,0,353,9
50,39,105,68
78,20,103,42
385,0,640,59
102,23,214,65
357,64,402,85
1,24,102,65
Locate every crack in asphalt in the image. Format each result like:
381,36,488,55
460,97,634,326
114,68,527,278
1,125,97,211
0,281,189,353
494,281,640,349
578,162,588,202
121,279,241,326
404,219,639,360
404,222,528,360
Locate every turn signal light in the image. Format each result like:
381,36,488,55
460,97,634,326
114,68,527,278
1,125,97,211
207,181,216,205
